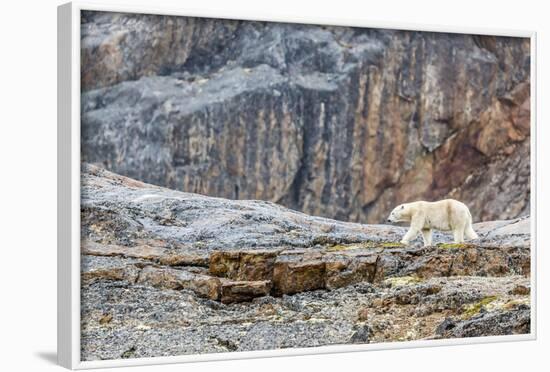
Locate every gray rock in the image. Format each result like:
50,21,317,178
349,324,371,344
435,307,531,338
80,166,532,360
80,12,531,224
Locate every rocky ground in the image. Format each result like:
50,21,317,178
80,165,531,361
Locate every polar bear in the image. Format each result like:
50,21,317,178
386,199,479,246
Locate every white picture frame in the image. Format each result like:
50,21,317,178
57,1,537,369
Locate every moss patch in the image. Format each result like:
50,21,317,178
326,241,404,252
326,244,362,252
502,298,530,310
437,242,475,249
381,242,405,248
461,296,498,319
384,276,423,287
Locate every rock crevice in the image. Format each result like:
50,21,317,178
80,165,531,360
81,164,530,304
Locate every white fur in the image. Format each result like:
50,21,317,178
387,199,479,246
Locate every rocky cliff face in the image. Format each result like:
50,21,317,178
80,165,531,360
81,11,530,224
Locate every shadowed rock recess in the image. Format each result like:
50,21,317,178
80,165,531,360
81,11,530,224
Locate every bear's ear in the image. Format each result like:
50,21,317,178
400,205,404,210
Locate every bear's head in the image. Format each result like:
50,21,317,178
387,204,411,223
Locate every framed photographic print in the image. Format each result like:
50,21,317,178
57,1,536,369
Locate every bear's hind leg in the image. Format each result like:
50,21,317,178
421,229,433,247
453,228,464,243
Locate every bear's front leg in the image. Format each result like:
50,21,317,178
401,214,424,245
401,227,419,245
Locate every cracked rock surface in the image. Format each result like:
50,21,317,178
80,165,531,361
